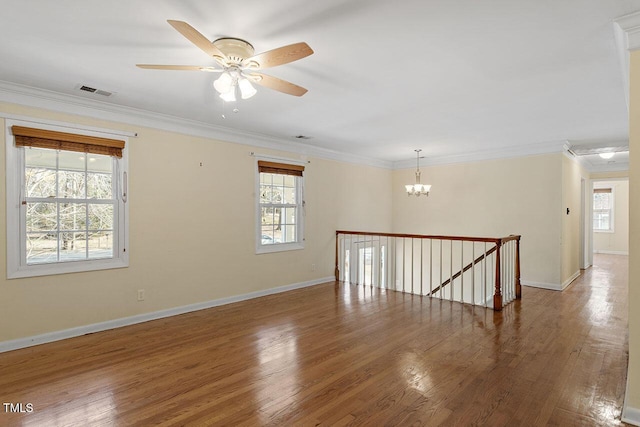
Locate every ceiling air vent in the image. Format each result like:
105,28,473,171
77,85,114,97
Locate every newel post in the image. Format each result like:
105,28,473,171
493,241,503,311
335,231,340,281
515,236,521,299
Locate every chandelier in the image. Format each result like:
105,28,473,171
213,66,257,102
405,149,431,197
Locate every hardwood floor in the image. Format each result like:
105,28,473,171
0,254,630,426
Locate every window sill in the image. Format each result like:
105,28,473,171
8,257,129,279
594,230,615,234
256,242,304,255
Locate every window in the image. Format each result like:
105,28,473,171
256,159,305,253
6,121,129,278
593,188,613,232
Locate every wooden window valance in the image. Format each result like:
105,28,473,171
12,126,125,158
594,188,612,194
258,160,304,177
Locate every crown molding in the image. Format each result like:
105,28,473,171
1,81,617,173
614,11,640,109
615,11,640,51
0,81,392,169
392,139,569,169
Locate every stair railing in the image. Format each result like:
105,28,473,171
335,231,521,311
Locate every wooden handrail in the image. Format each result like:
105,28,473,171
336,230,503,244
428,244,498,296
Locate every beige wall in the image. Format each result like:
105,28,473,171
0,103,393,342
593,180,629,255
561,155,589,284
392,154,563,286
626,50,640,415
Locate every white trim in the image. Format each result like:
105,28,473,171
521,280,564,291
562,270,581,289
623,404,640,426
615,11,640,52
521,271,580,292
593,250,629,255
392,139,568,169
0,81,600,171
0,276,334,353
0,111,137,138
250,152,309,166
615,11,640,111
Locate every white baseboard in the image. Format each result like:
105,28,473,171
623,405,640,426
594,250,629,255
521,280,563,291
0,276,334,353
562,270,581,290
521,271,580,292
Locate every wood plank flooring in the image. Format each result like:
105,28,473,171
0,254,630,426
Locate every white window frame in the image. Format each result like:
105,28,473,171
5,118,130,278
593,187,614,233
255,156,305,254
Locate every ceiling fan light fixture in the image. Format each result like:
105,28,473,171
213,72,233,94
219,88,236,102
238,77,257,99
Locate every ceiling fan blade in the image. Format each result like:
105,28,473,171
243,42,313,69
249,73,308,96
167,20,226,61
136,64,220,72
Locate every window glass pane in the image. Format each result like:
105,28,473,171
284,175,295,187
261,226,277,244
25,147,56,169
60,203,87,230
58,170,86,199
261,185,282,203
88,231,113,259
283,207,297,224
58,150,85,172
594,212,610,230
284,225,296,243
87,173,113,199
87,155,112,174
59,232,86,261
283,187,296,204
88,204,114,230
26,202,57,232
25,168,57,198
594,193,611,210
26,233,58,264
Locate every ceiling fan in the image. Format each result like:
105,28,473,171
137,20,313,101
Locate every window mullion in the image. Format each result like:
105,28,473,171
84,155,89,259
55,150,61,262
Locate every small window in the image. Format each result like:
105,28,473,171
6,121,129,278
256,159,305,253
593,188,614,232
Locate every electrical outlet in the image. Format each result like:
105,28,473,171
311,263,316,272
137,289,145,301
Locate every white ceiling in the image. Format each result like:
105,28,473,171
1,0,639,167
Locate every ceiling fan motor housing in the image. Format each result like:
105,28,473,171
213,38,255,64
